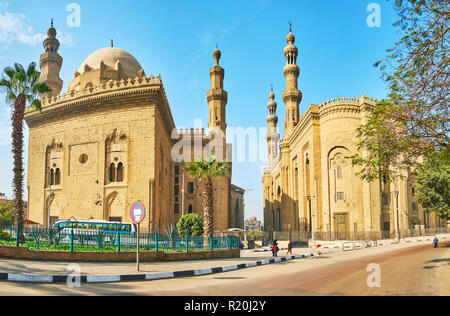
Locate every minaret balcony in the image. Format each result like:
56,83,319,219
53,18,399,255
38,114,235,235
282,89,303,104
207,89,228,103
283,64,300,77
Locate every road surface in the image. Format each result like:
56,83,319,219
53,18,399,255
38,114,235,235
0,241,448,296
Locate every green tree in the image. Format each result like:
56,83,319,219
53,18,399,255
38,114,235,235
185,156,230,237
177,213,204,237
0,63,51,241
352,0,449,182
415,150,449,219
0,202,15,227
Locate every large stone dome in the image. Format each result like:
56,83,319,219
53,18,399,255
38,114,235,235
78,47,143,79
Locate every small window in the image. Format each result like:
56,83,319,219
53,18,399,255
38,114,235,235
55,168,61,186
109,163,116,183
49,169,54,186
175,165,180,176
412,202,417,213
188,205,193,214
117,163,124,182
382,193,389,206
337,192,344,201
188,182,194,194
412,187,415,196
79,154,88,164
109,217,122,223
174,204,180,214
337,167,342,178
174,185,180,195
175,177,179,184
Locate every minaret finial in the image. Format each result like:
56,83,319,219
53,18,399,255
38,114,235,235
111,39,114,47
51,18,54,28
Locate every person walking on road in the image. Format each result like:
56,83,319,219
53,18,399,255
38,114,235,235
272,240,279,257
286,241,292,255
433,236,439,248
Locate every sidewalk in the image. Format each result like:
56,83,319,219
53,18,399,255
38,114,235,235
0,247,312,276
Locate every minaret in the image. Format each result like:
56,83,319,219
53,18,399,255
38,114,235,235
207,46,228,135
267,85,280,166
282,22,303,138
39,19,63,98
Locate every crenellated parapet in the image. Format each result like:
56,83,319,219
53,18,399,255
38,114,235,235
175,128,207,139
319,95,378,109
35,74,164,109
318,95,378,118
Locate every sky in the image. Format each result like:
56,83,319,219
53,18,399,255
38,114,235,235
0,0,401,222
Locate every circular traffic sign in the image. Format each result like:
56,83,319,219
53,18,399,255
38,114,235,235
130,201,146,224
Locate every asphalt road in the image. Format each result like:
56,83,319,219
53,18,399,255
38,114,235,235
0,241,448,296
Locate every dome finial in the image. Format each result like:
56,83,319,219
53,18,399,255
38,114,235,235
289,21,292,33
213,46,221,66
269,84,275,101
51,18,54,28
111,39,114,48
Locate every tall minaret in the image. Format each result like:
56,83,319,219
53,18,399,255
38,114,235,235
282,22,303,138
207,46,228,135
39,19,63,98
267,85,280,166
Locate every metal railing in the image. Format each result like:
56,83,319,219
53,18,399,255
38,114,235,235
250,227,449,244
0,225,241,253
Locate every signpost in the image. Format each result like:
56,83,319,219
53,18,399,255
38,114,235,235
130,201,146,271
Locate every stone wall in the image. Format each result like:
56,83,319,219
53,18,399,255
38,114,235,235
0,246,240,263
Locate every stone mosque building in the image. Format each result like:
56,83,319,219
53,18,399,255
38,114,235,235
262,25,446,239
24,23,245,231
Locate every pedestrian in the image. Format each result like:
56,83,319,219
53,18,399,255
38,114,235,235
272,240,279,257
287,241,292,255
433,236,439,248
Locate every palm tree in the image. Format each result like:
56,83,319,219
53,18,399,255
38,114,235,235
0,62,51,242
185,156,230,237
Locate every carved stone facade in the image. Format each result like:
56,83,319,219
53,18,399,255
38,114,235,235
263,26,446,238
25,24,242,231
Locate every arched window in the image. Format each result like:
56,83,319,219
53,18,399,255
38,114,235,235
49,169,54,186
55,168,61,186
117,163,124,182
109,163,116,183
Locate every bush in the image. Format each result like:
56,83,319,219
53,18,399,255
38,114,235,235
0,230,10,241
0,202,15,227
177,214,204,237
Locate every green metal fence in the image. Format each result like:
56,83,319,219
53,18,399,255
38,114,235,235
0,225,241,253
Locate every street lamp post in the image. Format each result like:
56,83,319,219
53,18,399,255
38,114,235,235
47,167,52,229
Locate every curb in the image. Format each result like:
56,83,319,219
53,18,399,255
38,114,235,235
0,253,314,284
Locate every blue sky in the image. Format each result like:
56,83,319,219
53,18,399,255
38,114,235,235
0,0,400,221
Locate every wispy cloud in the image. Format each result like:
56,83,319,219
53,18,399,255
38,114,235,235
197,25,234,48
0,2,74,47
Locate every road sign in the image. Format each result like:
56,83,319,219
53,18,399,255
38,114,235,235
129,201,146,272
130,201,146,224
